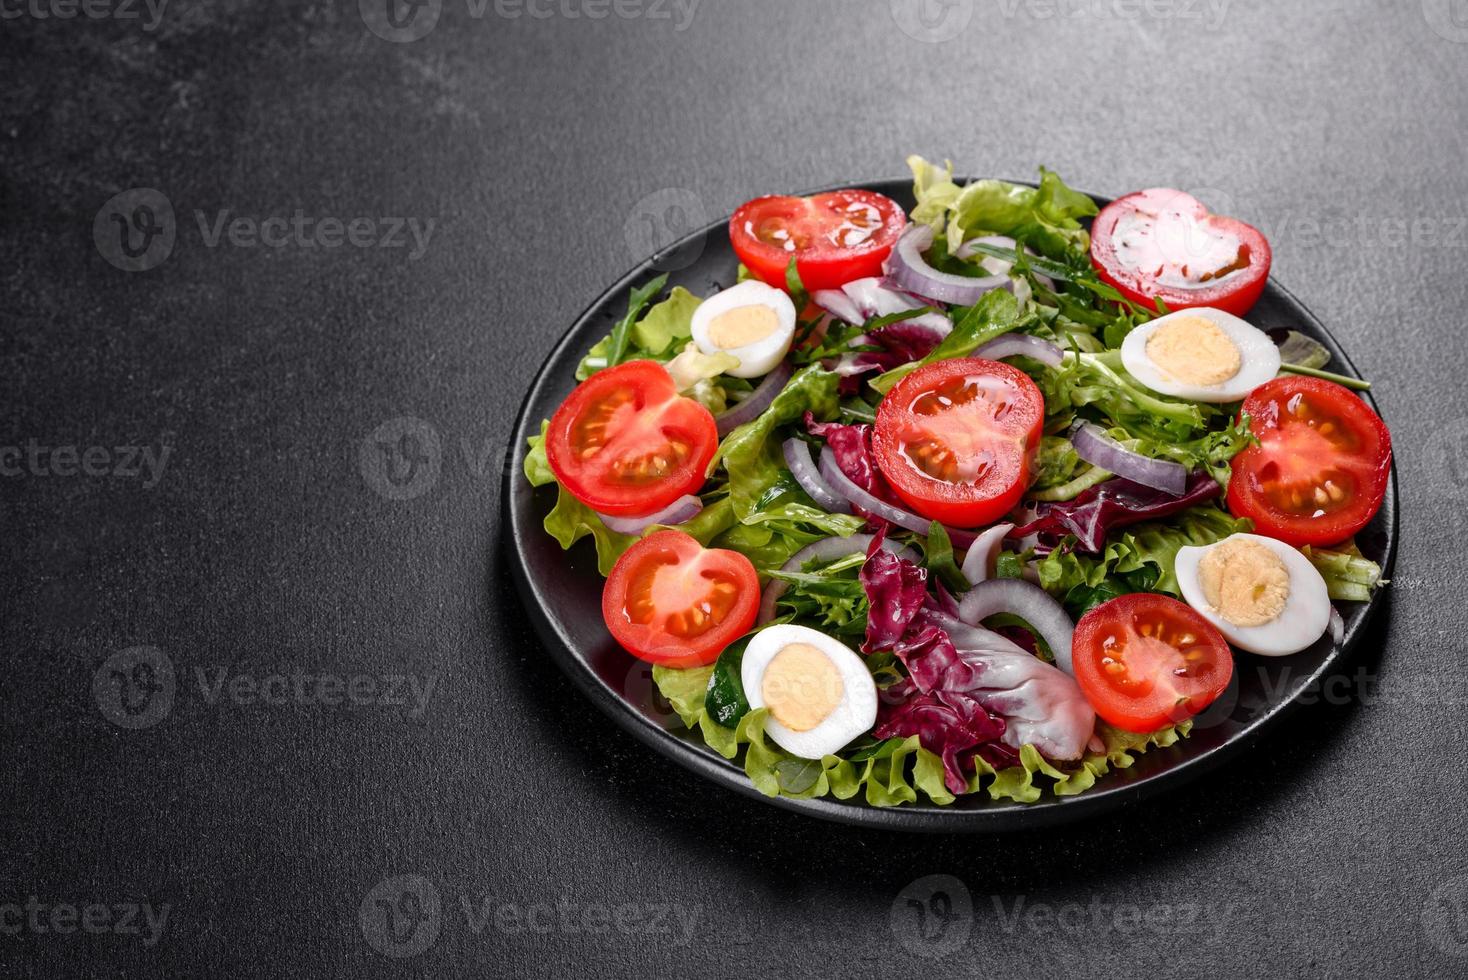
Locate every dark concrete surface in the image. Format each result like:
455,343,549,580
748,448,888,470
3,0,1467,976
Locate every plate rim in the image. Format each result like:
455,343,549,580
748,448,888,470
503,177,1399,833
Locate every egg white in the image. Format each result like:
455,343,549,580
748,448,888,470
689,280,796,379
741,623,877,759
1121,307,1280,403
1175,533,1331,656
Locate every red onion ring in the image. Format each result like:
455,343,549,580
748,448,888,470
758,534,917,625
816,447,977,548
959,523,1014,584
974,334,1064,367
714,360,794,437
1071,422,1187,497
811,289,863,326
839,277,952,336
885,225,1009,306
597,494,703,534
955,578,1076,675
781,438,851,514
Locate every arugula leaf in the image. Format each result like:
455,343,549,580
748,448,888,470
576,274,670,378
606,273,669,368
924,522,971,593
869,288,1023,394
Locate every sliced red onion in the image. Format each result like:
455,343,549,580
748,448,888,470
840,277,952,336
811,289,864,326
757,534,916,625
960,523,1014,584
597,494,703,534
714,360,793,436
816,447,977,548
1328,606,1344,647
781,438,851,514
974,334,1064,367
885,225,1009,306
1071,422,1187,497
956,578,1077,675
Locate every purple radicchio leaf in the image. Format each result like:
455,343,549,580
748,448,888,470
1013,471,1221,553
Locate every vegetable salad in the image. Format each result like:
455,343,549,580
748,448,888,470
522,156,1390,807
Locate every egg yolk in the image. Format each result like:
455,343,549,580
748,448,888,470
1145,316,1242,387
707,304,778,350
761,643,844,732
1198,538,1291,627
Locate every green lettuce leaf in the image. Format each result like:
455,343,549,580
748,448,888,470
653,664,1188,807
712,365,841,518
907,155,1098,261
1302,544,1383,602
523,422,554,487
576,278,696,379
542,486,638,576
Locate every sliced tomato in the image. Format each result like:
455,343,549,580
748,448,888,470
545,361,717,518
602,530,759,668
1227,375,1391,547
1090,188,1271,317
730,189,907,292
872,358,1044,528
1072,594,1234,733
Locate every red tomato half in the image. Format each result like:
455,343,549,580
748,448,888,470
1072,594,1234,733
1227,375,1392,547
1090,188,1272,317
602,530,759,668
872,358,1045,528
545,361,717,518
730,189,907,292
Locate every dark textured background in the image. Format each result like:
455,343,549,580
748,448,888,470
4,0,1468,976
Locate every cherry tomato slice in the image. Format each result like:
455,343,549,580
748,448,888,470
1072,593,1234,733
545,361,717,518
601,530,759,668
730,189,907,292
872,358,1045,528
1227,375,1391,547
1090,188,1272,317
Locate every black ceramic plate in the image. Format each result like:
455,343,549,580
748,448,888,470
505,178,1398,832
